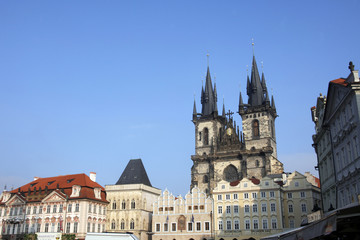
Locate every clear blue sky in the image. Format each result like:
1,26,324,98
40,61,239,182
1,1,359,196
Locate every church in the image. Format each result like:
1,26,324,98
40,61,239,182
191,53,284,195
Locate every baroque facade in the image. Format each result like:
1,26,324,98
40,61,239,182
191,54,283,195
0,173,108,240
312,62,360,211
105,159,161,240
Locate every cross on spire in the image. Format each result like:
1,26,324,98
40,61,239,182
225,110,234,120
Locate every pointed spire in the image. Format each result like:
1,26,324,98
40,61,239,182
248,54,264,106
201,66,218,116
271,95,276,109
193,97,197,121
222,99,226,117
239,91,244,112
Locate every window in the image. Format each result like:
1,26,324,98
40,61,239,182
295,182,299,187
252,204,258,213
226,194,230,200
301,203,307,212
218,206,223,214
122,200,126,209
164,223,168,232
288,204,293,213
263,219,268,229
68,204,72,212
188,222,193,231
92,223,95,232
45,223,49,233
156,223,160,232
98,224,101,233
253,219,259,229
53,205,57,213
47,205,51,213
75,203,79,212
226,206,231,214
59,204,63,213
111,220,115,230
38,223,41,232
88,222,91,232
33,206,37,214
196,222,201,231
131,199,136,209
218,220,223,230
112,201,116,210
93,204,96,213
289,219,295,228
244,205,250,213
205,222,210,231
218,195,222,200
244,193,249,199
245,219,250,230
300,191,306,198
287,193,293,199
73,222,78,233
226,220,232,230
27,207,31,215
262,203,267,212
271,203,276,212
265,181,269,186
234,193,238,199
130,219,135,230
253,120,260,137
66,223,71,233
172,223,176,232
234,220,239,230
121,220,125,230
39,206,43,214
271,219,277,229
234,205,239,213
252,192,257,199
244,182,248,187
203,128,209,145
270,191,275,197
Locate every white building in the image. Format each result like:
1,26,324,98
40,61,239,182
0,173,108,240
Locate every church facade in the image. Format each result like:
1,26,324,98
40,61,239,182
191,54,284,195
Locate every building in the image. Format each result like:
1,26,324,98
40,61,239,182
152,187,213,240
311,61,360,210
212,172,320,240
0,172,108,240
191,53,283,195
105,159,161,240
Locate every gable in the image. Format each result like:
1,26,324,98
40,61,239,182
324,80,350,124
6,194,26,206
42,191,66,203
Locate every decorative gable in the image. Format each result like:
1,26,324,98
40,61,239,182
1,191,11,203
42,191,66,203
94,187,101,199
6,194,26,206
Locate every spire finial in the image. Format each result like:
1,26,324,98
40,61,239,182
261,61,264,73
251,38,255,55
246,65,249,76
206,51,210,67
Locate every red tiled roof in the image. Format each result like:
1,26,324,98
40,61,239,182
331,78,347,86
230,180,240,186
9,173,108,203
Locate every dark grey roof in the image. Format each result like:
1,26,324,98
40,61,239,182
201,67,218,116
116,159,152,187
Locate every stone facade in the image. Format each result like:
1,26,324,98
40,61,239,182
152,187,213,240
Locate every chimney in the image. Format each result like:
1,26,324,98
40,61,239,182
34,177,40,181
90,172,96,182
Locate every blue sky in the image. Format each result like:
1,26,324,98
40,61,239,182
1,1,359,196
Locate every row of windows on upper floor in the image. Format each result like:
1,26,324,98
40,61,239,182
110,218,136,230
157,205,206,212
0,203,106,217
216,191,306,201
338,182,360,208
155,221,210,233
332,101,355,136
3,221,105,235
110,199,136,210
218,203,277,214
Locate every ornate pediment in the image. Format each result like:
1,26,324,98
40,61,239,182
6,194,26,206
42,191,66,203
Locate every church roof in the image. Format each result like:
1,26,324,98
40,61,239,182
116,159,152,187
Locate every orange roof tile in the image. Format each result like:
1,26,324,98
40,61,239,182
331,78,347,86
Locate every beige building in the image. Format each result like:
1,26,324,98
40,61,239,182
105,159,161,240
0,173,108,240
212,172,321,240
152,187,213,240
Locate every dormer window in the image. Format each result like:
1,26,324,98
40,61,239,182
67,179,74,183
70,185,81,197
48,181,55,186
94,188,101,199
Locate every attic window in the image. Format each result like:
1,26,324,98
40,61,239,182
48,181,55,186
30,183,38,187
67,179,74,183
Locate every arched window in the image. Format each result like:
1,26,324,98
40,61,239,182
130,219,135,230
203,128,209,145
111,220,115,230
131,199,136,209
255,160,260,167
252,120,260,137
203,175,209,183
120,219,125,230
112,201,116,210
122,200,126,210
223,165,239,182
